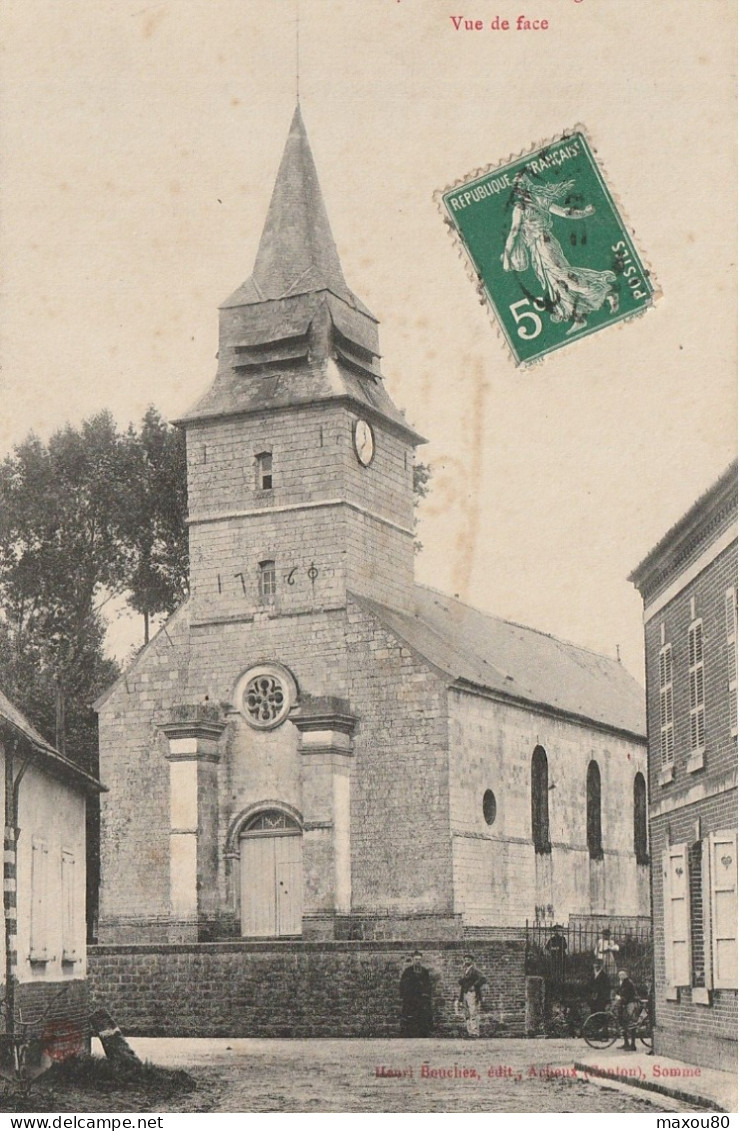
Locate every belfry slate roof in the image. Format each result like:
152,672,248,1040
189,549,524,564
176,106,424,443
176,353,417,435
221,105,372,317
352,587,646,738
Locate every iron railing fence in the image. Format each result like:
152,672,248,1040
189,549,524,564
525,918,653,996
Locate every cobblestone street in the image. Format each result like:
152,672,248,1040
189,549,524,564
125,1037,703,1113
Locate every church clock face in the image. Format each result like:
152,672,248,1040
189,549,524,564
353,419,375,467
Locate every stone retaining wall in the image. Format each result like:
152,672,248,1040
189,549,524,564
88,940,525,1038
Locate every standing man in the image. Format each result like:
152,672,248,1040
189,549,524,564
589,962,612,1015
399,952,433,1037
594,927,620,983
614,968,639,1051
456,954,487,1038
545,924,569,984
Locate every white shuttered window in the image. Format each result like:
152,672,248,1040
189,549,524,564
659,644,675,767
710,830,738,989
688,620,706,753
30,838,50,962
663,844,691,987
726,588,738,736
61,850,78,963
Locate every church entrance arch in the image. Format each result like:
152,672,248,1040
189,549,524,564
239,809,303,937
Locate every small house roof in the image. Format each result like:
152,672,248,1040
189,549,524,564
0,687,104,794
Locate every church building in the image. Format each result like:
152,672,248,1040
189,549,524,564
97,107,648,945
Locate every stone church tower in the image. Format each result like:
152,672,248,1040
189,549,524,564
183,105,423,626
97,107,648,946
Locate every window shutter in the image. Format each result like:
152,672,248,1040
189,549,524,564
688,621,706,753
61,850,77,961
726,588,738,737
659,644,674,766
30,839,49,960
710,830,737,989
726,589,738,690
701,838,713,991
662,847,673,985
664,844,691,986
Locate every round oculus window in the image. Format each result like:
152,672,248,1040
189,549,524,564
235,663,297,730
482,789,497,826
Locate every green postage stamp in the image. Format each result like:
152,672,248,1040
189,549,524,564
440,129,657,365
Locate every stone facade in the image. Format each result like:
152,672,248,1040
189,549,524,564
187,402,416,624
630,462,738,1070
97,106,649,958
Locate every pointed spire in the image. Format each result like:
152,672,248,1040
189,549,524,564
245,105,350,303
175,106,430,442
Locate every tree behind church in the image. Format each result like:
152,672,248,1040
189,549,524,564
0,408,189,940
0,408,189,761
120,406,189,644
0,414,129,763
0,414,127,941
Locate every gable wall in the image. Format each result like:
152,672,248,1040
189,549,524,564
99,595,459,937
98,599,353,940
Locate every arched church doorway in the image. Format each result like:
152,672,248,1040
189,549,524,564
239,810,303,937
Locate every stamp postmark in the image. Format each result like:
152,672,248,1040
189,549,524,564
439,129,657,365
42,1018,84,1061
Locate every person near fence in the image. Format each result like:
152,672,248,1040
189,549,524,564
545,924,568,983
399,951,433,1037
589,962,612,1014
594,927,620,982
614,968,639,1051
455,955,487,1038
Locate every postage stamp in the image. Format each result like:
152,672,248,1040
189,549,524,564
439,129,658,365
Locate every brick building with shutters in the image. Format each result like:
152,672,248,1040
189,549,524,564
630,461,738,1070
95,107,649,959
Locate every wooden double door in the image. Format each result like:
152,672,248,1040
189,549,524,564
240,826,303,937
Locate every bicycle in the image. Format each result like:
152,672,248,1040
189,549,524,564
582,1000,653,1050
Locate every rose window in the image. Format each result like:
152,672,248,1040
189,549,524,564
245,674,286,726
235,663,296,730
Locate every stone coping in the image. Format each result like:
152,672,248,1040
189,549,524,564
89,938,524,956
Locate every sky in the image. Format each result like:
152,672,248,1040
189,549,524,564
0,0,736,682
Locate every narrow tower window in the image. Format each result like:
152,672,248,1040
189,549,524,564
259,560,276,603
531,745,551,854
586,760,603,860
256,451,273,491
633,772,648,864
